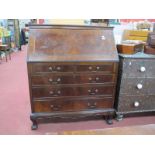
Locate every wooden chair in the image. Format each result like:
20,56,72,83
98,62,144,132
0,44,11,62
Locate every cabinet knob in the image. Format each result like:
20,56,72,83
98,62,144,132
48,78,53,82
140,66,146,72
134,101,140,107
137,83,143,89
48,66,53,70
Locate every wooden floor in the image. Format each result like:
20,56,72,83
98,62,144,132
49,124,155,135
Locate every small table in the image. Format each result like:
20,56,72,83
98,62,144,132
0,44,11,62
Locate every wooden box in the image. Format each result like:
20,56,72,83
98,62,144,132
117,43,144,54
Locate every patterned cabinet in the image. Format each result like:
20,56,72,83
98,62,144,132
115,52,155,120
27,25,119,130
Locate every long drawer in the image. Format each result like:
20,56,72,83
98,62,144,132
117,95,155,112
122,59,155,78
31,63,115,74
120,77,155,95
31,74,115,85
120,78,147,95
33,97,113,112
32,85,114,98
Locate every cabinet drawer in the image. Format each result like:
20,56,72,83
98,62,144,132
120,78,147,95
34,97,113,112
32,85,114,98
122,59,146,78
31,74,115,85
76,63,114,73
144,60,155,77
32,63,75,73
118,95,155,112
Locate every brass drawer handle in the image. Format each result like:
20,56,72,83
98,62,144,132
96,77,99,81
88,102,97,108
88,77,92,81
88,66,93,70
96,66,100,70
57,90,61,94
88,89,98,95
48,66,53,71
57,78,61,82
49,91,54,95
140,66,146,72
95,89,98,92
48,78,53,82
50,105,61,111
134,101,140,107
57,66,61,71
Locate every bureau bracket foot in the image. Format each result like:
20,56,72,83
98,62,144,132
105,115,113,125
30,115,38,130
116,114,124,121
31,122,38,130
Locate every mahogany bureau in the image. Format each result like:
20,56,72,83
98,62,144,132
27,24,119,130
115,52,155,120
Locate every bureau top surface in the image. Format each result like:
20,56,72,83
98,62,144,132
27,25,118,62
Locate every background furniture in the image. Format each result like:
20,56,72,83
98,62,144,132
0,44,11,62
27,25,119,130
122,30,149,42
7,19,20,50
115,52,155,120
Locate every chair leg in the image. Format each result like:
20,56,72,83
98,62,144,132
5,52,7,62
8,51,11,60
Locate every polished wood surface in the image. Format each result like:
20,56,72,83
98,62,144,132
27,25,118,129
31,73,115,85
27,25,118,62
34,97,113,112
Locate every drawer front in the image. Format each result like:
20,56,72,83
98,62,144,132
120,78,147,95
122,59,146,78
76,64,114,73
32,63,75,73
144,60,155,77
118,95,155,112
31,74,115,85
146,78,155,95
33,97,113,112
32,85,114,98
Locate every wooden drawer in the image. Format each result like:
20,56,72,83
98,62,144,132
32,63,115,74
76,63,114,73
120,78,147,95
32,85,114,98
33,97,113,112
32,63,75,73
31,74,115,85
118,95,155,112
